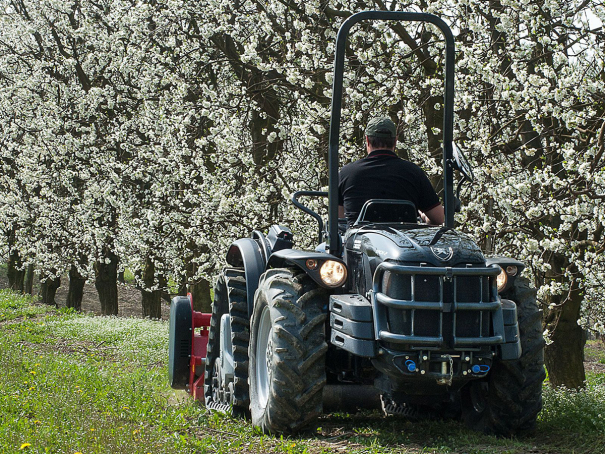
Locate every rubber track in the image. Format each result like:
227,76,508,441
250,268,328,434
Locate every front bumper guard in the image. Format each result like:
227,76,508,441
372,262,519,356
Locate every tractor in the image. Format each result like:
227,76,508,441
168,11,545,436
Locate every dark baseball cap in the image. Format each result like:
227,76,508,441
365,117,396,138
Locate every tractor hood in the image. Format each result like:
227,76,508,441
345,225,485,267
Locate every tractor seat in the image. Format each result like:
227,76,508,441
354,199,418,225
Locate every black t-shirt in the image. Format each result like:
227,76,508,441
338,149,441,225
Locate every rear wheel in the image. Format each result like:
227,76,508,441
462,277,545,436
249,268,328,433
204,268,250,416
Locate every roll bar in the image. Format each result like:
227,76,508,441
327,11,455,256
291,190,328,244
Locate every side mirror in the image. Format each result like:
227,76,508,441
452,143,474,183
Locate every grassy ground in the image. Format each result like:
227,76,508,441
1,290,604,454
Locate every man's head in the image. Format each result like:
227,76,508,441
365,116,397,151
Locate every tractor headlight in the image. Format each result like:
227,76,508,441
319,260,347,287
496,266,508,292
496,265,519,293
506,265,518,277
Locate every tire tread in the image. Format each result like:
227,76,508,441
249,268,328,434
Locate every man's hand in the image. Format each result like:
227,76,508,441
420,205,445,225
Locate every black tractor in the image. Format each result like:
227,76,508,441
168,11,545,437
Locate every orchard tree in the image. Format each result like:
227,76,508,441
0,0,118,311
449,0,605,388
1,0,604,389
182,0,605,388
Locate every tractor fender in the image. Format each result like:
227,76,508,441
226,238,265,317
485,256,525,272
267,249,347,290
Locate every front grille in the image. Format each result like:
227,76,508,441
416,275,441,301
414,310,440,337
456,310,490,338
456,275,490,302
374,262,503,350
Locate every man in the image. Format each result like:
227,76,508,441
338,116,444,226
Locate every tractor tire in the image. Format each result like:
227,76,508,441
249,268,328,434
203,268,250,417
462,277,546,436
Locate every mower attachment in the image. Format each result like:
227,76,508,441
168,295,211,402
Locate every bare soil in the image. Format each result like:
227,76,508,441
55,280,171,320
0,271,170,320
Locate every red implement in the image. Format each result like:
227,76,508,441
187,293,211,402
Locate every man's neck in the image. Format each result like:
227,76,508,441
367,148,396,155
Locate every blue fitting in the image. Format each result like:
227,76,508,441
405,360,417,372
471,364,490,374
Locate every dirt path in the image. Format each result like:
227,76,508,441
1,271,170,320
584,340,605,374
54,280,171,319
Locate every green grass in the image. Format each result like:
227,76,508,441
0,290,54,322
122,268,136,284
585,340,605,365
1,290,605,453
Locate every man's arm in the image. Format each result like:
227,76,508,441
420,204,444,225
338,205,345,218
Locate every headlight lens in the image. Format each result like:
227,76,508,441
506,265,518,276
496,266,508,292
319,260,347,287
306,259,318,270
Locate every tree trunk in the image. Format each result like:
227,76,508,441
190,277,212,313
94,251,119,315
39,276,61,306
141,257,162,319
182,243,213,312
66,265,86,311
7,250,25,292
23,264,35,295
543,264,586,389
178,275,188,297
544,299,586,388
